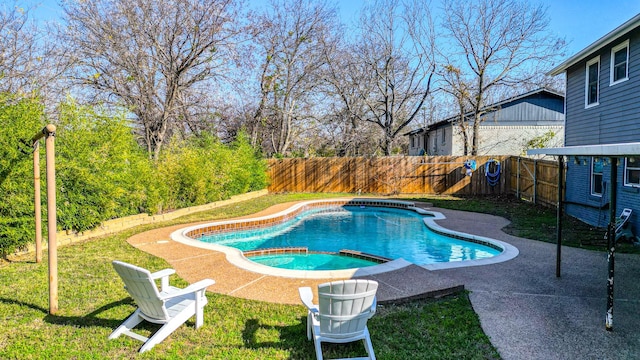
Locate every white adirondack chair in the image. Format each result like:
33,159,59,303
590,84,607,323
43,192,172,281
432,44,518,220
615,208,633,240
299,279,379,360
109,260,215,353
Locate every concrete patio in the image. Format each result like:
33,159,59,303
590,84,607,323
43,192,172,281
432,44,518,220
127,203,640,359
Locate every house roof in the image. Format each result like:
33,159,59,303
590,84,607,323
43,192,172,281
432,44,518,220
527,142,640,156
548,13,640,76
403,88,564,136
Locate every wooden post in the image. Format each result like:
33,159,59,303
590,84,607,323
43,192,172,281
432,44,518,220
45,125,57,315
556,156,564,278
516,157,521,198
31,124,57,315
33,142,42,263
533,159,538,205
605,157,617,331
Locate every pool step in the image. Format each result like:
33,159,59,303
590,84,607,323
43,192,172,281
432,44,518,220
339,249,391,264
243,247,308,257
242,247,391,265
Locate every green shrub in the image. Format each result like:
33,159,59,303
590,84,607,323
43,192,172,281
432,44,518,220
154,132,268,212
0,97,268,255
55,100,154,231
229,131,269,193
0,94,45,255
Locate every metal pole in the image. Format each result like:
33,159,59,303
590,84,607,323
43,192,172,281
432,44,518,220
533,159,538,205
33,142,42,263
43,125,58,315
556,156,564,278
605,157,617,331
516,157,521,198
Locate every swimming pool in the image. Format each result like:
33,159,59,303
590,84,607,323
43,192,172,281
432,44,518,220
199,206,500,267
248,252,380,270
171,199,519,278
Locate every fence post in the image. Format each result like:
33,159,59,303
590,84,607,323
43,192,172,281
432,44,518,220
533,159,537,205
33,142,42,263
31,124,57,315
516,157,521,198
45,125,57,315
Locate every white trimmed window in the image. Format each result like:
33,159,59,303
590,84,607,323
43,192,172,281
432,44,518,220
585,56,600,108
610,40,629,85
624,157,640,187
591,157,604,196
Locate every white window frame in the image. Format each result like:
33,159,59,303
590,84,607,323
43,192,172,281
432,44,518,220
585,56,600,108
624,157,640,187
610,40,629,86
591,157,603,197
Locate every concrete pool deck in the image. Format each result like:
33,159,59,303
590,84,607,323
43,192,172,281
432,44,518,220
126,201,465,304
126,202,640,359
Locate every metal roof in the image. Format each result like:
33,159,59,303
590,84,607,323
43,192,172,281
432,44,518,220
527,142,640,156
403,88,564,136
548,13,640,76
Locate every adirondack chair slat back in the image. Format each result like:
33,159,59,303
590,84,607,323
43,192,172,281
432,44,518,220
112,261,169,321
317,280,378,337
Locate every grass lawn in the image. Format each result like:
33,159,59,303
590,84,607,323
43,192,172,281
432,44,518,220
415,194,640,254
1,192,607,359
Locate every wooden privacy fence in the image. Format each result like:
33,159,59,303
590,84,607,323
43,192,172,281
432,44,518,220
267,156,562,207
267,156,511,195
508,156,564,208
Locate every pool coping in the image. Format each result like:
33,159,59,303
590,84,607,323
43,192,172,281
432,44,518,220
170,198,519,278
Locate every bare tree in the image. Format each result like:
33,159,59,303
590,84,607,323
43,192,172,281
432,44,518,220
441,65,473,155
0,2,60,100
441,0,565,155
60,0,241,159
319,31,371,156
351,0,436,155
249,0,338,156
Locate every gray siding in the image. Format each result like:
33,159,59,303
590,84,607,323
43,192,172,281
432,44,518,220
564,159,609,226
565,157,640,235
409,90,565,156
485,99,565,125
565,27,640,146
563,25,640,235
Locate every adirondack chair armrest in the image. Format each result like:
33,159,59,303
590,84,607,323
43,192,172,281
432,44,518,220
151,269,176,279
150,269,177,292
368,296,377,317
160,279,215,300
298,287,319,314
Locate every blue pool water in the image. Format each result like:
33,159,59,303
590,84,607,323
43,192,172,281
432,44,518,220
198,206,501,269
249,253,379,270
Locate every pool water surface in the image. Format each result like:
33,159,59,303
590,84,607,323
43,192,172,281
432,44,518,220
198,206,501,269
248,253,379,270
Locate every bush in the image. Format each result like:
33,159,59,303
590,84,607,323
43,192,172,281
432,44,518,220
1,97,268,256
154,132,268,212
228,131,270,194
0,94,45,255
55,100,154,231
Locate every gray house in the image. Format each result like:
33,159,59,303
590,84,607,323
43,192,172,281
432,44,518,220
405,88,565,156
547,14,640,232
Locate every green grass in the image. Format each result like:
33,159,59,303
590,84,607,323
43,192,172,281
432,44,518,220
413,194,640,254
0,193,500,359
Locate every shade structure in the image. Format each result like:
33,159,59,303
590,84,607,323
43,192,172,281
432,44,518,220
527,143,640,331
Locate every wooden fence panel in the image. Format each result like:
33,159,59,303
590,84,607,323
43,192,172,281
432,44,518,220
267,156,513,195
267,155,559,208
509,156,562,208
